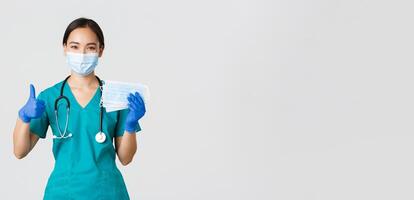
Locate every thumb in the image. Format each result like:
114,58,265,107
29,84,36,99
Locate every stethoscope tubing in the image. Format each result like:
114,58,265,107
54,75,103,140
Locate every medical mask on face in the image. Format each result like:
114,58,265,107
66,52,99,76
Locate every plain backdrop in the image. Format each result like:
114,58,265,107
0,0,413,199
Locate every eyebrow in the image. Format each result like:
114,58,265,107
68,41,97,46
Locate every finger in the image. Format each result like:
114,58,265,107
130,94,137,103
30,84,36,99
129,102,139,111
37,104,45,111
128,97,138,110
127,96,134,103
131,100,141,110
38,99,45,106
37,103,45,110
128,102,137,111
132,92,141,103
131,96,141,109
37,105,45,111
134,92,141,100
128,93,137,104
134,92,144,105
131,96,140,106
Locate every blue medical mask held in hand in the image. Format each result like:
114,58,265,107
66,52,99,76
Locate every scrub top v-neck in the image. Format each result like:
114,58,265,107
29,80,141,200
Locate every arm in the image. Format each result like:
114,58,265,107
115,131,137,166
13,84,45,159
115,92,145,166
13,119,40,159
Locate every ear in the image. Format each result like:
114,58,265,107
98,47,104,57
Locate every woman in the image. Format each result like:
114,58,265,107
12,17,146,199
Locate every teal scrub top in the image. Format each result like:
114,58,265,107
29,80,141,200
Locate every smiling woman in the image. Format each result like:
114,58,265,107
63,19,104,77
12,17,146,200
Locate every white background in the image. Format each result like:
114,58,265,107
0,0,412,199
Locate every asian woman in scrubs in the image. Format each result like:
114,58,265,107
12,17,146,200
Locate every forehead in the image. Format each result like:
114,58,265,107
67,27,99,44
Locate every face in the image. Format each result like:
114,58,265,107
63,27,103,57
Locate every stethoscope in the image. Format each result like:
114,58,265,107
53,75,106,143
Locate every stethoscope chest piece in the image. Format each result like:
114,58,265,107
95,132,106,143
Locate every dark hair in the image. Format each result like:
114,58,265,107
62,17,105,49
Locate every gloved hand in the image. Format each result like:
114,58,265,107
18,84,46,123
125,92,146,132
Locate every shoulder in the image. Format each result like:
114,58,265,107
38,80,65,100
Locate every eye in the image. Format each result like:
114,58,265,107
88,46,96,51
70,46,78,49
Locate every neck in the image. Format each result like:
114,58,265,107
68,71,98,89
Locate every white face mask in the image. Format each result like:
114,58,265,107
66,52,99,76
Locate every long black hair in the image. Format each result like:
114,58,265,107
62,17,105,49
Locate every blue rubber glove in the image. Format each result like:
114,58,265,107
18,84,46,123
125,92,146,132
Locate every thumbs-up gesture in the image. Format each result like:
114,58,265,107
18,84,46,123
